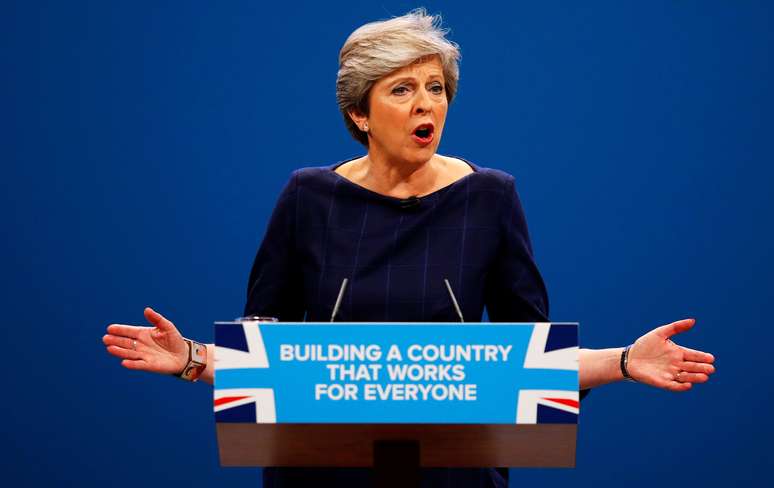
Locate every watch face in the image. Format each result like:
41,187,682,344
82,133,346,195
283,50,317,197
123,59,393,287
192,342,207,363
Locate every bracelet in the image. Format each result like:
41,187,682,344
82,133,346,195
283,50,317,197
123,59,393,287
176,338,207,382
620,344,636,382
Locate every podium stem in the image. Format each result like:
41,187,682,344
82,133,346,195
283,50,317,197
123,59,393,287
373,440,420,488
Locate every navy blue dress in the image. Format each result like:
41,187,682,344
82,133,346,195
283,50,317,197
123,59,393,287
244,159,549,488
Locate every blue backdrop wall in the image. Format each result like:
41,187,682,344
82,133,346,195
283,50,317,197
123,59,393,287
3,1,772,486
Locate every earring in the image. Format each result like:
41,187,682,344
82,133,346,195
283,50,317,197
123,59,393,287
363,122,369,132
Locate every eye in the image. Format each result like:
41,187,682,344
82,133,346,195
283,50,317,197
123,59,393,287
429,83,444,95
392,85,410,95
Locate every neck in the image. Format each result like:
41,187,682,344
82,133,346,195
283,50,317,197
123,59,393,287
357,152,441,199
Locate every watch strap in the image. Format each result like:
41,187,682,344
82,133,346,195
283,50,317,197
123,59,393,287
621,344,636,382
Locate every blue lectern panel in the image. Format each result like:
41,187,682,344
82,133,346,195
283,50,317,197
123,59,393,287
214,322,578,425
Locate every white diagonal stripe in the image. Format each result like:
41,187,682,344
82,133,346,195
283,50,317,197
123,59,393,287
215,321,269,369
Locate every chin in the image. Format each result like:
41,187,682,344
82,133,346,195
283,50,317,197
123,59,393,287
402,146,438,165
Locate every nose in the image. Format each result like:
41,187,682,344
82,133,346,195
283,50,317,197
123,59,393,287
413,87,432,115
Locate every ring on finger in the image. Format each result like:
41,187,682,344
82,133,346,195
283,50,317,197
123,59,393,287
675,371,682,382
132,340,137,351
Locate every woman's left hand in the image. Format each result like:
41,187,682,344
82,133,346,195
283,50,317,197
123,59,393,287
627,318,716,391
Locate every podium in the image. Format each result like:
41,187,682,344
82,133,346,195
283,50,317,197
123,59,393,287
213,321,579,485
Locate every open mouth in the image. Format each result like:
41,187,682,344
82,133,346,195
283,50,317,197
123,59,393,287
412,124,435,144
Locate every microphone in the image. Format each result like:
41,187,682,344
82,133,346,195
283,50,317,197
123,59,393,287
330,278,349,322
397,195,421,210
443,278,464,323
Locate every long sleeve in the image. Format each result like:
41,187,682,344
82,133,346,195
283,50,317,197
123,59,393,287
484,177,589,400
485,175,550,322
243,171,305,320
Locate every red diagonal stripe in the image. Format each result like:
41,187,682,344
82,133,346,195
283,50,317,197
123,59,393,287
544,398,579,409
214,395,250,407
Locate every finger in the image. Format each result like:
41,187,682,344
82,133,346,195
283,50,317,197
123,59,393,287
144,307,176,332
666,381,692,392
121,359,151,371
653,318,695,339
106,345,142,360
680,346,715,364
103,335,137,350
679,361,715,375
677,372,709,383
106,324,147,338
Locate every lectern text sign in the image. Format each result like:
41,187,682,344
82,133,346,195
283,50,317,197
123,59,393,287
214,322,578,425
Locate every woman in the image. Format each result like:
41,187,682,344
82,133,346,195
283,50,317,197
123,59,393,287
103,9,715,488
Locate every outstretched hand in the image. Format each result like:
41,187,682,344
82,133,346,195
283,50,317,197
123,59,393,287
103,307,188,374
627,318,716,392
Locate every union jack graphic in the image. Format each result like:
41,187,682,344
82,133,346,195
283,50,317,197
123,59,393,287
214,388,276,423
516,323,579,424
214,321,276,423
213,321,579,425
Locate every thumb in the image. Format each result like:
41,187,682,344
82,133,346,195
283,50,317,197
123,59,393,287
144,307,177,332
653,318,696,339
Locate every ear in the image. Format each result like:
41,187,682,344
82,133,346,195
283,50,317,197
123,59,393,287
347,108,368,132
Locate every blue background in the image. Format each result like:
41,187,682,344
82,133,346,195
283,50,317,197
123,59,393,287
2,1,771,486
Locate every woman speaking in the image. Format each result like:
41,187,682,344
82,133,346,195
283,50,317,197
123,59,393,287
102,9,716,488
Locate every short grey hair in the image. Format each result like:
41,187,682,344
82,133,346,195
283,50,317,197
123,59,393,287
336,9,461,147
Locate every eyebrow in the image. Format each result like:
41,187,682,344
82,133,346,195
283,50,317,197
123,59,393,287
387,75,445,85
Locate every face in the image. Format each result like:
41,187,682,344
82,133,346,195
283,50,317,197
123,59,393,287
354,55,448,166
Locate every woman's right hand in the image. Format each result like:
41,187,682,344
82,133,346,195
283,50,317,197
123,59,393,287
103,307,188,375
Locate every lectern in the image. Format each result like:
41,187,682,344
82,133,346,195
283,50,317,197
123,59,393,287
214,321,579,486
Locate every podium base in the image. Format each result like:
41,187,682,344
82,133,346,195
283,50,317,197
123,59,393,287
373,440,420,488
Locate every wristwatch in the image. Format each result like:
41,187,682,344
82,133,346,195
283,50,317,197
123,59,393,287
176,338,208,382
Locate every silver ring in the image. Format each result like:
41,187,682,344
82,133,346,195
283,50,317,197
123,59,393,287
132,340,137,351
675,371,682,382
